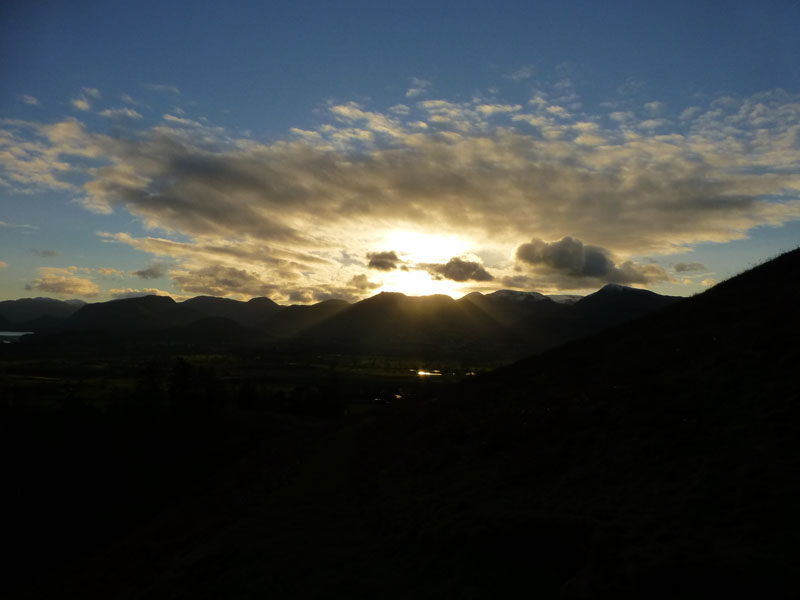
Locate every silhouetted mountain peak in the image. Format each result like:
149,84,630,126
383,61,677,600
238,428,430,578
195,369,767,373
107,294,176,307
580,283,675,304
488,289,550,303
247,296,280,308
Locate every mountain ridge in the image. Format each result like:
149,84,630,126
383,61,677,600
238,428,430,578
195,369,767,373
9,285,683,361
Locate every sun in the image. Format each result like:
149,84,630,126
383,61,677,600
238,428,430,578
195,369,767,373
374,229,474,297
383,230,471,264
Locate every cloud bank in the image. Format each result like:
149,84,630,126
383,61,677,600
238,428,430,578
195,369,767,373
2,86,799,300
515,237,670,288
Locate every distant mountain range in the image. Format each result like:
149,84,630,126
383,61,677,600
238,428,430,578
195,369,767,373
1,286,682,360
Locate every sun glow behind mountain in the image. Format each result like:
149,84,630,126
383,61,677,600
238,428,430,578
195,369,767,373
376,230,476,297
378,269,464,298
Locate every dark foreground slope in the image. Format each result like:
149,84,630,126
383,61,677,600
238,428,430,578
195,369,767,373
358,248,800,597
14,249,799,598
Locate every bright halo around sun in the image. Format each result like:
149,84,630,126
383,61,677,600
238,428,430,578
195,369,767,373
374,229,474,297
383,230,471,264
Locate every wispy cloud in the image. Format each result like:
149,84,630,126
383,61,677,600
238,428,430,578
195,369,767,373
0,220,38,230
70,87,101,111
406,77,432,98
99,108,142,119
30,248,58,257
673,262,706,273
142,83,181,95
20,95,40,106
503,65,534,82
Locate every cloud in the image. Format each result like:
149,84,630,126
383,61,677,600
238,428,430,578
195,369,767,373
673,262,706,273
702,278,717,287
25,267,98,297
288,289,313,303
170,264,279,299
3,87,800,296
546,105,570,118
142,83,181,94
503,66,534,82
406,78,432,98
500,274,535,289
97,267,124,276
21,95,39,106
0,221,37,230
99,108,142,119
367,251,401,271
71,98,91,111
0,261,7,270
476,104,522,117
132,264,168,279
30,248,58,257
349,273,380,291
70,87,100,112
516,236,670,287
426,257,493,282
310,280,376,303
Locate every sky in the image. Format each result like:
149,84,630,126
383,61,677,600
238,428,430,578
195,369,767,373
1,0,799,303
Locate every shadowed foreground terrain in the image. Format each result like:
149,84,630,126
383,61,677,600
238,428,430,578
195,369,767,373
4,249,800,598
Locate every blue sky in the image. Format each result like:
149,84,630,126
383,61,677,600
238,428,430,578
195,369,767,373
1,0,799,302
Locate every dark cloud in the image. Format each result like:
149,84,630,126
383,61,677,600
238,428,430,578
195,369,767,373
133,264,168,279
367,251,400,271
673,262,706,273
516,236,669,286
500,275,537,289
306,274,381,303
30,248,58,257
288,289,314,303
349,274,380,291
426,257,494,282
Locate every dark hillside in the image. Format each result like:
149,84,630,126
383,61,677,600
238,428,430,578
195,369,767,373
69,295,184,331
294,292,500,354
260,298,350,338
0,297,84,324
181,295,281,326
358,247,800,596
